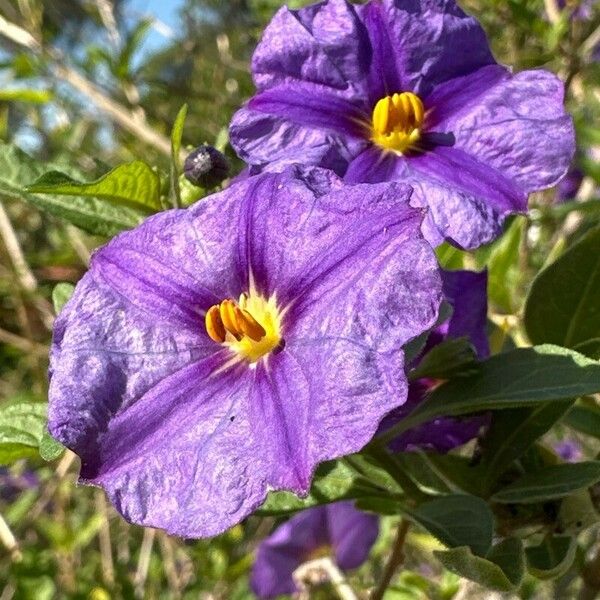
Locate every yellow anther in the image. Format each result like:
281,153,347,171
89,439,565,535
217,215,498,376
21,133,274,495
216,300,239,340
205,293,281,362
236,307,266,342
371,92,424,154
205,305,226,343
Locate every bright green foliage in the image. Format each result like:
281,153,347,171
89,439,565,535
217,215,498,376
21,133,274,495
26,161,162,213
525,225,600,357
0,402,48,464
0,143,144,236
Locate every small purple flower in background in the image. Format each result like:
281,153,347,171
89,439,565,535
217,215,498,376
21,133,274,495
557,164,584,202
48,166,442,538
230,0,575,250
0,468,38,502
557,0,593,20
554,439,583,463
382,269,489,452
251,501,378,599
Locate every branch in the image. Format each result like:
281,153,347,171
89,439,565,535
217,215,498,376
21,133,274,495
0,15,173,157
370,519,410,600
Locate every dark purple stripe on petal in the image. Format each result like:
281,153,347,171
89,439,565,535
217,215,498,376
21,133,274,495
249,85,369,138
410,146,526,214
361,1,404,104
424,64,510,128
93,248,212,329
344,147,402,184
252,0,371,100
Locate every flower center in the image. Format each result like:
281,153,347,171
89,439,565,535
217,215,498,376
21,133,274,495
305,544,332,562
205,293,282,363
371,92,424,154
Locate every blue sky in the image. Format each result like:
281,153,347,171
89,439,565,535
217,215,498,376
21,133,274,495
127,0,185,56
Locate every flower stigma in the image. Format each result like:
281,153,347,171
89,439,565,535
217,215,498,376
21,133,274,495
205,292,282,363
371,92,424,154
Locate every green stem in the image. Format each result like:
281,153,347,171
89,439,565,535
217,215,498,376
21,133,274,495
371,519,410,600
364,444,428,504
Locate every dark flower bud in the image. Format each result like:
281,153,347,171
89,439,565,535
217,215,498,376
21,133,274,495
183,145,230,189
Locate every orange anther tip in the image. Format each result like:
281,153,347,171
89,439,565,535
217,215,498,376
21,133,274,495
205,305,226,343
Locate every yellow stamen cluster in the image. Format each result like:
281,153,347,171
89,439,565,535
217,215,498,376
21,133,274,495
205,293,282,363
206,297,266,343
371,92,424,154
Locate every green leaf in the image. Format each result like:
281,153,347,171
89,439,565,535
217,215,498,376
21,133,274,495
52,282,75,315
526,535,577,580
39,430,65,462
26,160,162,212
525,225,600,358
257,460,385,516
563,403,600,440
0,143,144,236
406,494,494,557
379,345,600,443
434,538,524,591
482,217,524,313
170,104,188,208
409,337,478,381
0,402,47,465
480,401,574,492
394,452,485,497
0,89,52,103
558,489,600,533
435,242,465,270
492,462,600,504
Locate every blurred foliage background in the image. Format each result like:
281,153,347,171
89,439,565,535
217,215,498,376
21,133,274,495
0,0,598,598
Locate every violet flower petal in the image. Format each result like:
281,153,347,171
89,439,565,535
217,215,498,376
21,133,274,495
442,70,575,191
49,166,442,538
327,502,379,569
359,0,496,97
230,106,367,175
251,502,377,599
252,0,370,101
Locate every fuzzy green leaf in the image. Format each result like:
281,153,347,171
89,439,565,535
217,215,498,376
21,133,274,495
39,430,65,462
526,535,577,580
434,538,524,592
0,143,144,236
492,462,600,504
52,282,75,315
525,225,600,358
406,494,494,557
0,402,47,465
26,160,161,212
379,345,600,443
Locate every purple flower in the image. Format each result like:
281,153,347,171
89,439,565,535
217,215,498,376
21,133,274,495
251,501,378,599
554,439,583,462
0,468,38,502
557,165,584,202
47,166,442,538
557,0,593,20
230,0,575,250
382,269,489,452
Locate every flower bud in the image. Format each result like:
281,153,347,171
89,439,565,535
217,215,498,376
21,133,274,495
183,145,230,189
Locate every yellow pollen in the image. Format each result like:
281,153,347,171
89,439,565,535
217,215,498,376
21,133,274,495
371,92,424,154
205,293,281,363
